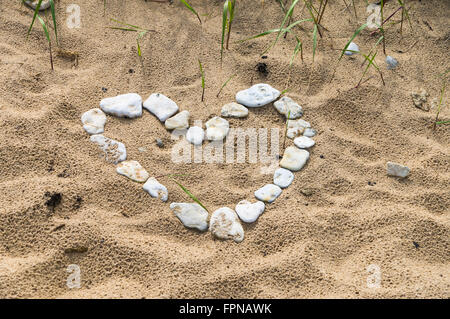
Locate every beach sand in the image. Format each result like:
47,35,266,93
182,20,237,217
0,0,449,298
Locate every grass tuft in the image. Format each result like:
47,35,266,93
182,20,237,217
198,59,205,102
180,0,202,25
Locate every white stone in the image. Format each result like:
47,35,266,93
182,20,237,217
235,200,265,223
143,93,179,122
280,146,309,172
273,168,294,188
170,203,208,231
386,162,410,178
236,83,281,107
24,0,51,10
100,93,142,118
274,96,303,119
209,207,244,243
186,126,205,145
386,56,398,70
90,135,127,164
205,116,229,141
286,119,311,139
143,177,169,202
116,160,149,182
294,136,315,149
345,42,359,55
221,102,249,118
303,128,317,137
254,184,282,203
81,108,106,135
165,110,189,130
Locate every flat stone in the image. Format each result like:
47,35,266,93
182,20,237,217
143,177,168,202
81,108,106,135
303,128,317,137
273,168,294,188
294,136,315,149
386,56,398,70
116,160,149,182
186,126,205,145
170,203,208,231
287,119,311,139
100,93,142,118
345,42,359,55
90,135,127,164
155,138,164,148
236,83,280,107
143,93,179,121
235,200,265,223
274,96,303,119
221,102,248,118
165,110,189,130
209,207,244,243
280,146,309,171
205,116,229,141
254,184,282,203
386,162,410,178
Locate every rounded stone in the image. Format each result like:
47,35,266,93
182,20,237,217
165,110,190,130
170,203,208,231
236,83,280,107
116,160,149,182
235,200,265,223
100,93,142,118
294,136,315,149
209,207,244,243
273,168,294,188
274,96,303,119
143,93,179,122
186,126,205,145
81,108,106,135
221,102,249,118
254,184,282,203
205,116,229,141
280,146,309,172
143,177,169,202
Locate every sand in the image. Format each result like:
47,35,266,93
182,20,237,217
0,0,449,299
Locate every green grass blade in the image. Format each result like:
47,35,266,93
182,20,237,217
217,74,236,97
170,177,209,212
26,0,43,38
221,0,229,63
198,59,205,88
180,0,202,24
268,0,300,53
50,0,58,45
37,15,50,42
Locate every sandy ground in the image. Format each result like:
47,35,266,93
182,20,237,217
0,0,449,298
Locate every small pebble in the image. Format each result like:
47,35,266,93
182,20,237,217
143,93,179,122
345,42,360,55
235,200,265,223
165,110,190,130
280,146,309,171
254,184,282,203
209,207,244,243
100,93,142,118
386,56,398,70
300,188,314,196
90,135,127,164
24,0,51,10
273,168,294,188
143,177,168,202
236,83,280,107
287,119,311,139
273,96,303,119
205,116,229,141
303,128,317,137
221,102,249,118
294,136,315,149
116,160,149,182
101,87,108,93
155,138,164,148
186,126,205,145
386,161,410,178
81,108,106,135
170,203,208,231
138,147,147,153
